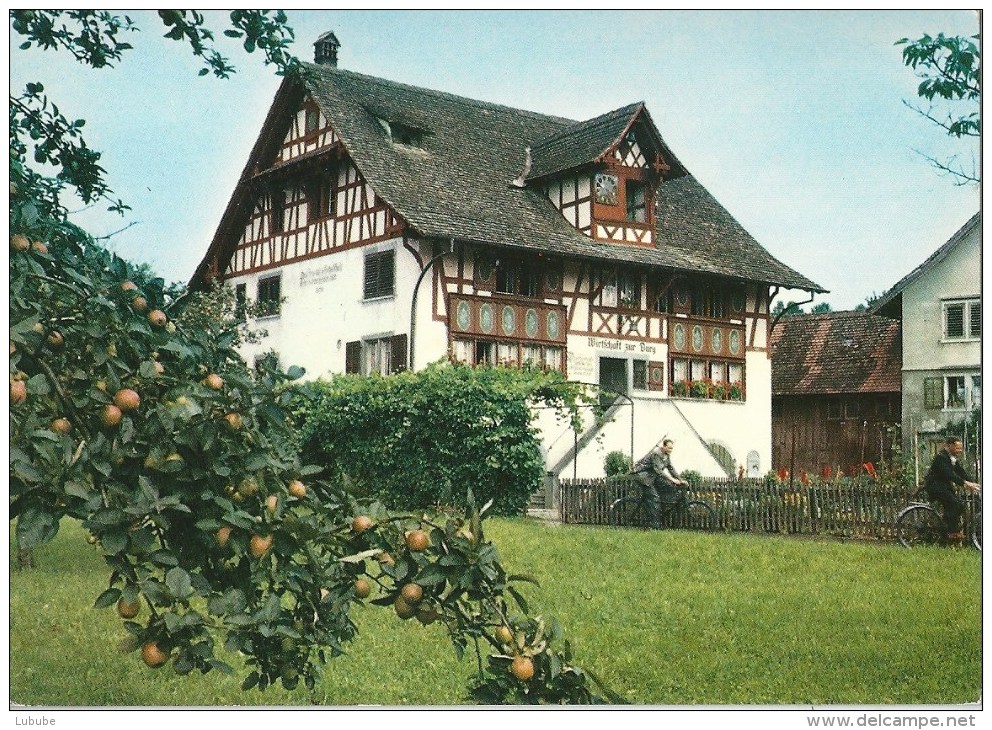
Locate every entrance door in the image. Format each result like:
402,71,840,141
599,357,628,407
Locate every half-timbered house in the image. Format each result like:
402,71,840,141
192,34,824,481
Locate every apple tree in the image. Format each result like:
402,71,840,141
9,10,614,703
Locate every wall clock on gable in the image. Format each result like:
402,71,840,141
594,173,619,206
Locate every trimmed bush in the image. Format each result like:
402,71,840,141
296,363,588,516
604,450,632,478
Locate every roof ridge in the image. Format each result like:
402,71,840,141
529,101,645,150
869,211,980,313
304,61,578,126
789,310,880,319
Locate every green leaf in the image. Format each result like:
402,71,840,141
209,659,234,674
26,373,51,395
415,565,447,587
15,508,59,550
506,585,529,614
149,550,179,567
100,530,128,555
508,573,541,588
163,612,182,633
64,480,92,500
165,567,193,600
94,588,121,609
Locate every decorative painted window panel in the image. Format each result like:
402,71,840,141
594,173,619,205
669,319,745,359
449,296,566,344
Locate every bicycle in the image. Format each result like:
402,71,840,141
609,484,716,531
895,490,981,550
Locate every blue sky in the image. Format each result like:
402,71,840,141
9,9,981,310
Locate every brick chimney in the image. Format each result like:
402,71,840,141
314,31,340,67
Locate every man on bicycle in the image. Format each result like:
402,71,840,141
924,436,981,543
632,438,689,528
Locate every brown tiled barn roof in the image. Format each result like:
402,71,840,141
770,311,902,395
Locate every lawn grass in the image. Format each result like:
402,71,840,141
9,517,981,706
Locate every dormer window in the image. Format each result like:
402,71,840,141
392,122,425,147
377,117,427,148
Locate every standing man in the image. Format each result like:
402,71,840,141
632,437,689,527
924,436,981,542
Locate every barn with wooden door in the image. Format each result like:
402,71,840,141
770,311,902,477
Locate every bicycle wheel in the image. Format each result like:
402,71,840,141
896,505,945,548
970,511,981,551
609,496,648,528
683,500,716,531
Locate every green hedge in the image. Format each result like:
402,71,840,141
295,363,589,516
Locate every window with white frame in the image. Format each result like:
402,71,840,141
495,257,540,298
345,334,407,375
364,337,393,376
943,298,980,340
728,362,744,387
690,359,707,381
626,180,647,223
596,269,641,308
452,338,564,373
632,360,648,390
924,374,980,410
257,275,281,316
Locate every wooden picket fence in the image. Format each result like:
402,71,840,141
559,477,977,542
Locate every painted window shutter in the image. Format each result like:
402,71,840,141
390,333,408,372
648,361,666,391
923,377,943,410
345,340,361,374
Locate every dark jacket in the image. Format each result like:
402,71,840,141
924,450,974,493
633,447,680,488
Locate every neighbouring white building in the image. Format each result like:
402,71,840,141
192,33,823,487
871,213,982,462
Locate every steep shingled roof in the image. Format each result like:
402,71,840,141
525,102,687,181
194,63,823,293
770,311,902,395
